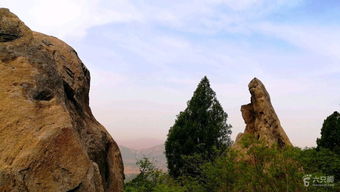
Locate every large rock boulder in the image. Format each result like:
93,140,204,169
233,78,292,149
0,8,124,192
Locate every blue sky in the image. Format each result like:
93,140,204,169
2,0,340,147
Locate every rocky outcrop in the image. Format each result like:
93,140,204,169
0,8,124,192
233,78,292,149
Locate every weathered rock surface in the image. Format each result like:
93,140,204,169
233,78,292,149
0,8,124,192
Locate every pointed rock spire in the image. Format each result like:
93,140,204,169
234,78,292,149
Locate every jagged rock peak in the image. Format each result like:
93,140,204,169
0,8,124,192
234,78,292,148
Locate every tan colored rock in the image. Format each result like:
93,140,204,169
233,78,292,149
0,8,124,192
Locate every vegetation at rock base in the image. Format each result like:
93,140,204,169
125,146,340,192
165,76,232,178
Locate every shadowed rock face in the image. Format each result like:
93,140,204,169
0,8,124,192
234,78,292,149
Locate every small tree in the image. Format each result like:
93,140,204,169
317,111,340,154
124,158,184,192
165,76,232,178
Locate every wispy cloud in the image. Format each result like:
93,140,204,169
1,0,303,39
255,23,340,62
1,0,142,40
2,0,339,147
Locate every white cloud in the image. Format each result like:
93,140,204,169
256,23,340,62
1,0,141,40
2,0,338,147
131,0,303,35
1,0,303,39
212,0,266,11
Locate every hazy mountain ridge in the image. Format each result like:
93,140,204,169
118,138,164,150
119,144,167,178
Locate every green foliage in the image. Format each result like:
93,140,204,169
124,158,184,192
165,76,232,178
317,111,340,155
194,145,340,192
300,147,340,184
125,148,340,192
176,134,340,192
199,138,306,192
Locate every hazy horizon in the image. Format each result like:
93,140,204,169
2,0,339,148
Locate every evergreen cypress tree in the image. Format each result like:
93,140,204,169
317,111,340,154
165,76,232,178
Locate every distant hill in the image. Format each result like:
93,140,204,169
119,144,167,181
117,138,164,150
